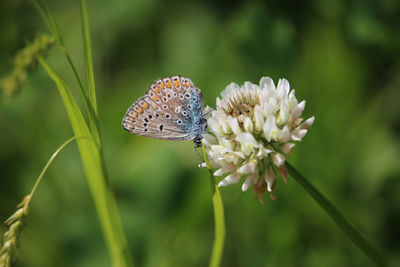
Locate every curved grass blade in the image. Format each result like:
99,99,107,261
37,56,133,267
0,136,81,267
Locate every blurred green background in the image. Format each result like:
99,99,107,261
1,0,400,266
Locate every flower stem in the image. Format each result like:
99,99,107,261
286,162,387,267
202,144,226,267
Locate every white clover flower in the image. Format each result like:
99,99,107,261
202,77,314,202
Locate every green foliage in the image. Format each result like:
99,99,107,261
32,1,133,265
0,1,133,266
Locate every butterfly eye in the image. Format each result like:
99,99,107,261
185,93,191,99
177,119,183,125
182,111,187,116
162,104,168,110
173,92,178,97
148,114,153,119
165,113,170,119
167,93,172,99
143,123,147,127
187,104,192,110
179,94,184,100
158,124,164,131
144,128,148,132
162,97,167,102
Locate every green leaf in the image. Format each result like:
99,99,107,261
38,56,133,267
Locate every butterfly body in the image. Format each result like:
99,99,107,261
122,76,206,147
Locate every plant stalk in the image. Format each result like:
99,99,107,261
286,162,387,267
202,144,226,267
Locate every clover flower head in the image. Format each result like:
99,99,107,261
203,76,314,202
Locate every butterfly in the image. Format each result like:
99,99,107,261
122,75,207,147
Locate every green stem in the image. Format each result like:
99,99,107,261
30,136,85,198
80,0,101,146
32,0,100,146
286,162,387,267
32,0,87,102
202,144,226,267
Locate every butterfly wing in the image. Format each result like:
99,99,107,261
122,76,202,141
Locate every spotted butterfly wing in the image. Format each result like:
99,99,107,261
122,76,206,146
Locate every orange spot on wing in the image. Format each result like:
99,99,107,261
154,87,160,93
174,80,181,87
138,108,143,114
185,81,189,87
126,116,135,122
133,112,138,118
158,82,165,89
143,102,149,109
166,81,172,88
152,95,159,101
